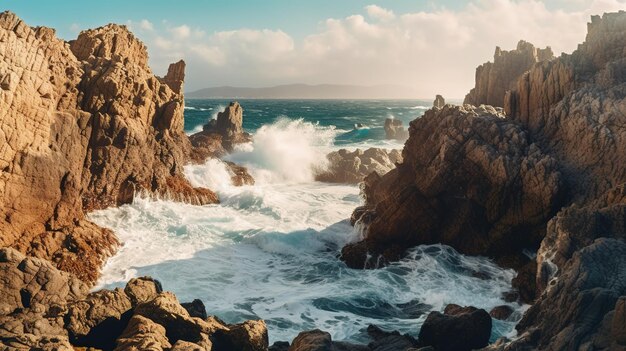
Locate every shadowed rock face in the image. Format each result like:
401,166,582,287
344,105,563,268
0,11,217,283
464,40,554,108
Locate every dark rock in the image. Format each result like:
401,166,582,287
345,104,563,267
212,320,269,351
367,325,418,351
181,299,208,320
270,341,291,351
418,307,492,351
489,305,514,320
511,259,537,304
443,304,477,316
511,239,626,350
433,95,445,108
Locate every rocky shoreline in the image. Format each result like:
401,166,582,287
1,8,626,351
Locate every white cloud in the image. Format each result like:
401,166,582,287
129,0,626,96
366,5,395,21
170,24,191,39
140,19,154,31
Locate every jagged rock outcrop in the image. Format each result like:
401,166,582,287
383,118,408,140
190,101,252,157
0,248,269,351
464,40,554,107
0,11,217,283
315,148,402,184
344,105,563,269
497,239,626,350
433,95,445,108
285,326,414,351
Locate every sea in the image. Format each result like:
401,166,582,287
91,99,525,344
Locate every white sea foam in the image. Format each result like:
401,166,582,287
93,110,524,344
224,118,336,184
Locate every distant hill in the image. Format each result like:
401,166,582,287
186,84,420,99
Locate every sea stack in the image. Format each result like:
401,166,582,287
433,94,445,108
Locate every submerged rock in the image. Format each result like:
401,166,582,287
315,148,402,184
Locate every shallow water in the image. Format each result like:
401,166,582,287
92,99,523,344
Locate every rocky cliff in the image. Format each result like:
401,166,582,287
0,11,217,283
348,10,626,350
464,40,554,108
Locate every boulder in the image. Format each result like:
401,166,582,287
212,320,269,351
418,307,492,351
366,325,419,351
181,299,208,320
489,306,514,321
315,148,402,184
114,315,171,351
124,276,163,306
384,118,408,140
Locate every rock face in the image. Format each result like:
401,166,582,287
344,104,563,268
190,101,252,157
418,306,492,351
464,40,554,107
315,148,402,184
0,248,268,351
0,11,217,283
433,95,445,108
383,118,408,140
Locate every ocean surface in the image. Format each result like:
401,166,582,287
91,99,524,344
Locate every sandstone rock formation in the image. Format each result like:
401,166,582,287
383,118,408,140
0,11,217,283
190,101,252,157
433,95,445,108
0,248,268,351
315,148,402,184
464,40,554,107
344,105,563,269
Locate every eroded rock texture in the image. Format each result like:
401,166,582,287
0,11,216,283
464,40,554,107
344,105,563,268
190,101,252,158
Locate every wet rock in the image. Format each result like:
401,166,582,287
270,341,291,351
367,325,419,351
418,307,492,351
511,259,537,304
192,102,252,154
511,239,626,350
384,118,408,140
489,305,514,320
316,148,402,184
181,299,208,320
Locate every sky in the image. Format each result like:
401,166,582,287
4,0,626,98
